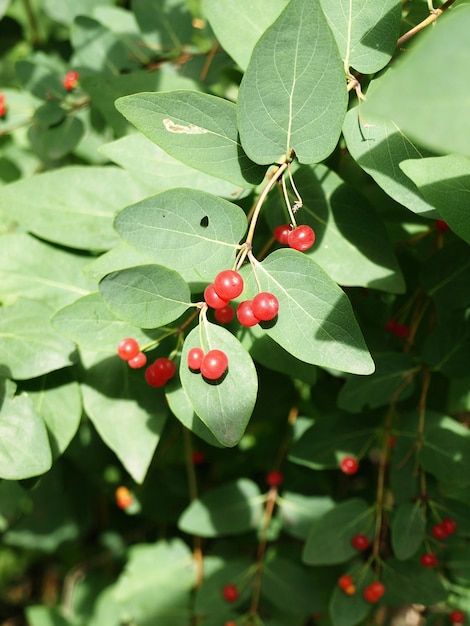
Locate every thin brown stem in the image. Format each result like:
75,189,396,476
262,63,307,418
183,428,204,590
397,0,456,47
200,41,219,81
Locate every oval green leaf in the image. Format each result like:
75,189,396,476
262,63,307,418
391,502,425,561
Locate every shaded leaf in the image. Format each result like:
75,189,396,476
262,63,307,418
421,240,470,313
391,502,425,560
382,558,447,605
420,416,470,486
278,492,335,540
329,569,374,626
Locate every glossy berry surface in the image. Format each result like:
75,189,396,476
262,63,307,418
128,352,147,369
115,486,133,509
252,292,279,321
214,304,235,324
117,338,140,361
432,523,448,540
363,581,385,603
266,470,283,487
274,224,292,245
237,300,260,327
214,270,244,301
187,347,204,371
287,225,315,251
420,553,438,567
204,284,230,309
351,533,370,551
449,610,466,624
145,358,176,387
338,575,354,590
442,518,457,535
340,456,359,475
200,349,228,380
62,70,79,91
222,584,239,602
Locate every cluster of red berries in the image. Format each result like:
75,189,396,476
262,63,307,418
449,610,466,624
274,223,316,251
62,70,79,91
363,581,385,603
115,486,133,509
145,357,176,387
384,318,410,339
432,518,457,540
187,347,228,381
339,456,359,475
222,584,239,603
0,93,7,118
117,338,147,369
351,533,370,551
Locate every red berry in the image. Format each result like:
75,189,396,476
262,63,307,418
394,323,410,339
145,364,166,387
214,304,235,324
128,352,147,369
0,101,6,117
115,486,133,509
204,283,230,309
252,292,279,321
421,553,438,567
338,575,354,590
187,347,204,371
62,70,79,91
200,349,228,380
432,523,448,540
236,300,260,327
351,533,370,551
449,610,466,624
274,224,292,245
191,450,205,465
435,219,451,232
222,584,239,603
340,456,359,475
442,518,457,535
117,338,140,361
363,582,385,603
214,270,244,301
287,225,315,251
224,622,237,626
266,470,283,487
153,357,176,381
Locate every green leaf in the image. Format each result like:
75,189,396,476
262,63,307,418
82,356,168,483
420,416,470,486
277,492,335,540
202,0,289,70
342,104,437,217
82,244,151,282
337,353,417,413
25,606,73,626
180,322,258,447
391,502,425,560
421,318,470,379
0,233,93,308
41,0,113,25
264,164,405,292
289,414,377,469
0,166,150,250
101,133,246,199
114,189,247,283
362,5,470,158
132,0,194,52
113,539,196,625
329,569,374,626
400,155,470,245
382,558,447,605
178,478,263,536
115,90,265,187
421,240,470,313
0,390,52,480
0,299,75,380
237,0,347,165
52,293,160,354
99,265,192,329
242,250,374,375
28,116,84,161
303,499,373,565
318,0,401,73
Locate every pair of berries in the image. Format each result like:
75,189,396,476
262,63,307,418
340,456,359,475
145,357,176,387
338,575,356,595
188,347,228,381
432,518,457,540
117,338,147,369
115,486,133,509
237,292,279,327
0,92,6,117
204,270,244,310
384,318,410,339
351,533,370,551
363,581,385,603
274,224,316,251
62,70,79,91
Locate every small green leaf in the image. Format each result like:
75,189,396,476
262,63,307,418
132,0,194,52
194,556,252,616
114,189,247,283
99,264,192,329
362,5,470,158
82,244,150,282
337,353,417,413
178,479,263,537
238,0,347,164
318,0,401,73
421,241,470,313
329,569,374,626
382,558,447,605
401,155,470,245
0,299,75,380
391,502,425,560
28,116,84,161
0,391,52,480
303,499,373,565
421,416,470,486
243,250,374,375
180,323,258,447
26,606,73,626
277,492,335,540
115,90,265,187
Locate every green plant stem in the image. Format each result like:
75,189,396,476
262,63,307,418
183,428,204,590
22,0,41,46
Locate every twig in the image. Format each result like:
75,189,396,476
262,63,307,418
397,0,457,47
